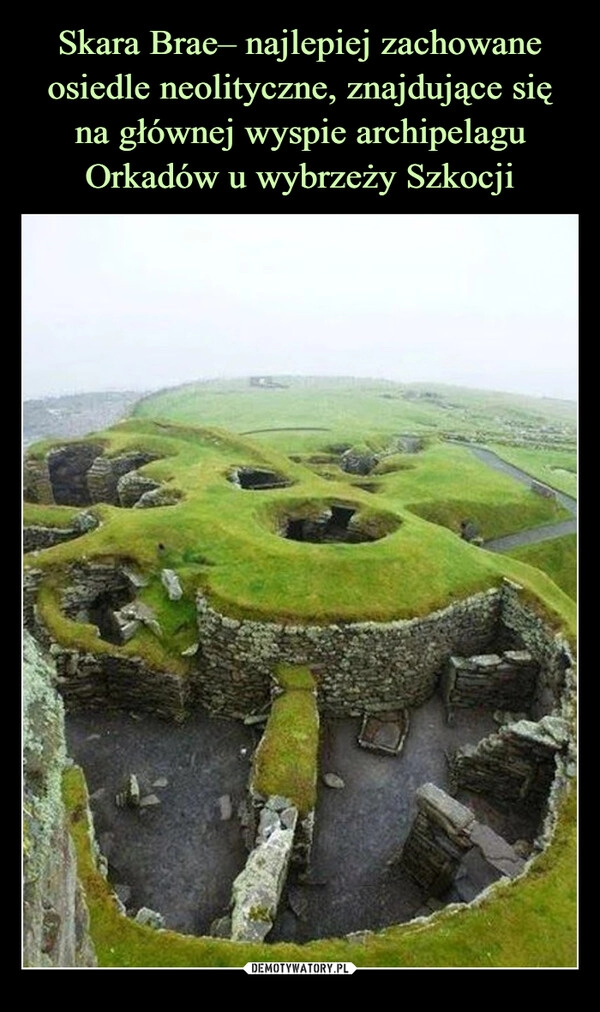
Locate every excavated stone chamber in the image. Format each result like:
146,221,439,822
60,563,138,645
26,562,575,945
280,502,399,544
23,443,175,509
229,466,292,490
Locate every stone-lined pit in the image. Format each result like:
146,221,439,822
23,444,173,509
61,563,137,646
229,466,292,490
280,503,399,544
47,444,104,506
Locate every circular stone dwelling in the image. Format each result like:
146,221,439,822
22,418,577,968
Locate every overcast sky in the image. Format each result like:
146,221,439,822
22,214,578,401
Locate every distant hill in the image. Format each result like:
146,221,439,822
133,376,576,452
23,391,144,448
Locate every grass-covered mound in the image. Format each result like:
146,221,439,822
507,535,577,602
24,420,576,640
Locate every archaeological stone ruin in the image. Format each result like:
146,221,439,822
23,539,576,950
22,431,577,961
23,443,180,510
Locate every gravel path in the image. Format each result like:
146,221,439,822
463,445,577,516
450,442,577,552
483,519,577,552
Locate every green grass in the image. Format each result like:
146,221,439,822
252,666,318,815
23,503,89,528
375,442,569,540
37,581,192,677
25,422,576,661
275,663,317,691
487,444,577,499
507,535,577,601
134,378,576,454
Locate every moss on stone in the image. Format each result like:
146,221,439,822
252,667,319,816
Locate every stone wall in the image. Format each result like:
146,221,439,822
193,582,571,721
53,648,191,721
447,715,571,809
24,526,83,553
23,457,55,504
23,632,96,967
230,798,298,942
396,783,525,900
60,562,135,619
116,468,160,507
47,444,104,506
87,451,157,505
24,512,99,554
24,562,191,720
194,589,503,716
440,650,538,718
25,565,573,733
23,568,44,632
24,444,161,508
500,581,572,719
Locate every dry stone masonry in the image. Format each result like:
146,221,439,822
447,715,572,809
23,632,97,967
52,650,190,721
230,796,298,942
440,649,539,721
23,511,99,553
396,783,526,901
47,443,104,505
22,557,575,951
23,443,172,509
193,583,567,719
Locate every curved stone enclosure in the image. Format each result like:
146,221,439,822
23,444,178,509
193,581,570,720
23,565,576,948
26,562,573,750
25,562,190,720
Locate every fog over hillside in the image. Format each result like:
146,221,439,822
22,214,577,402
